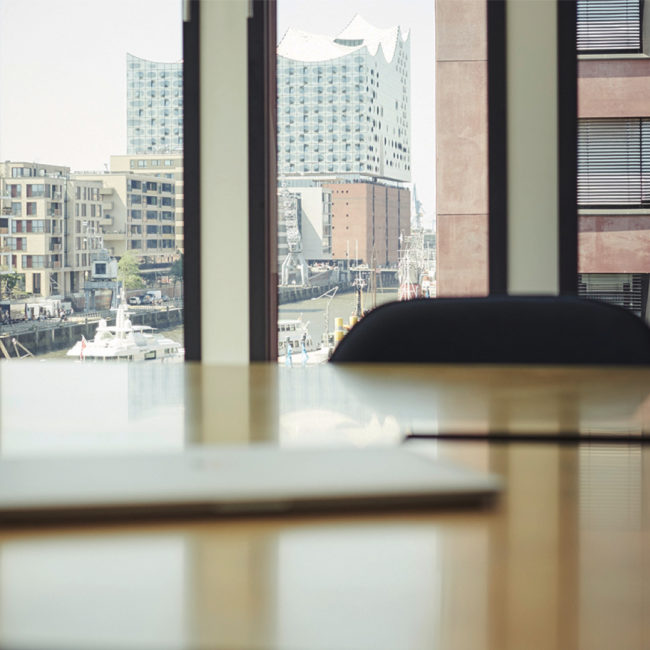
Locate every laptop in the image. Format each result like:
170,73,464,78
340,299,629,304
0,445,501,523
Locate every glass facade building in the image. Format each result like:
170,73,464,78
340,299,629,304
277,16,411,183
127,53,183,155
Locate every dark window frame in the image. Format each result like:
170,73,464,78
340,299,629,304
185,0,578,360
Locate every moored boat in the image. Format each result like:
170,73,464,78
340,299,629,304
67,293,183,362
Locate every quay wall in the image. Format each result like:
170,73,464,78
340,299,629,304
279,283,346,305
0,307,184,358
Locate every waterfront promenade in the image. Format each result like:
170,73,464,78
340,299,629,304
0,302,184,358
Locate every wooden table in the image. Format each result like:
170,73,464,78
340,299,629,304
0,361,648,649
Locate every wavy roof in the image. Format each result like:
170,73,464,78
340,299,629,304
277,14,409,64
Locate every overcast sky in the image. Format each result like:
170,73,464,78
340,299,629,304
0,0,434,225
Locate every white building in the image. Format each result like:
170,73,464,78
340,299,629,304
277,15,411,183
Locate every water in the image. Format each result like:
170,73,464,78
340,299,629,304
279,287,398,344
33,288,398,360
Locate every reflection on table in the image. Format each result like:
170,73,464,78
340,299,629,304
0,361,648,649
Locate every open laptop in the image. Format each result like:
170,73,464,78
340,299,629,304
0,445,501,523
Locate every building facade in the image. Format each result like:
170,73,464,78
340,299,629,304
435,0,650,319
0,162,103,297
434,0,489,297
325,181,409,267
576,0,650,318
110,154,184,253
277,15,411,265
126,53,183,155
74,172,176,265
277,15,410,182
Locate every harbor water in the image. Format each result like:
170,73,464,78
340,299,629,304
279,287,398,344
32,287,398,360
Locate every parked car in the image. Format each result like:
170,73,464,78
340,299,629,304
128,296,142,305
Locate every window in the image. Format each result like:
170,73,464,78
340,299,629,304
0,0,184,359
577,3,650,320
577,0,642,52
26,184,47,198
578,118,650,206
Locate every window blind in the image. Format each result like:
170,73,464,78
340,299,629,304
577,0,642,52
577,118,650,206
579,273,644,317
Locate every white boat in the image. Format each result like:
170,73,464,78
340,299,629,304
67,294,183,362
277,317,332,365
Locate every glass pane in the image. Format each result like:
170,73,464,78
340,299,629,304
577,0,650,322
0,0,185,360
276,0,486,364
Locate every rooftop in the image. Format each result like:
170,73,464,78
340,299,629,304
277,14,409,64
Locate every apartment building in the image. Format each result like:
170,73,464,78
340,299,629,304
73,172,176,264
277,15,411,264
110,154,184,253
435,0,650,319
0,162,103,297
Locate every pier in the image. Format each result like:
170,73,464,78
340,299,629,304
0,305,184,358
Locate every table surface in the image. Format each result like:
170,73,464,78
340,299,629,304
0,361,649,650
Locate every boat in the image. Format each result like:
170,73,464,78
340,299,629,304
277,317,332,365
398,231,436,300
67,293,183,362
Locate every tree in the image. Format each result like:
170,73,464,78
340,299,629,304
169,254,183,297
169,254,183,283
1,272,23,299
117,253,144,290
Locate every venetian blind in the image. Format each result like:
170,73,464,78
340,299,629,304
577,118,650,206
577,0,642,52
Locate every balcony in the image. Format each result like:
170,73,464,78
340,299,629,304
102,230,126,241
102,201,114,211
99,187,113,196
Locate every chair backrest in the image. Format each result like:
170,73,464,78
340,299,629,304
329,295,650,364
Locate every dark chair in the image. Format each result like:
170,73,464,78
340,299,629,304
329,295,650,364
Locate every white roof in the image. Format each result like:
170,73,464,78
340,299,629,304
277,14,409,64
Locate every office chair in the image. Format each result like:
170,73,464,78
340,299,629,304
329,295,650,364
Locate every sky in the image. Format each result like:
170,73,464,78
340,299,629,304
0,0,183,171
0,0,434,226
